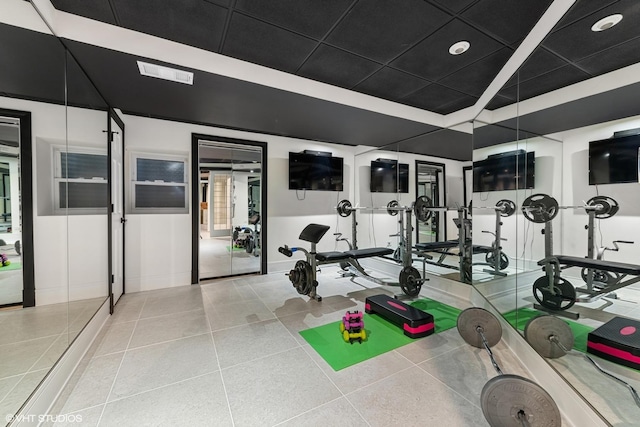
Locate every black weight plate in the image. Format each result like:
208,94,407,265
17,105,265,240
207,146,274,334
413,196,433,223
580,267,617,287
587,196,619,219
399,266,421,297
291,260,313,295
481,374,561,427
457,307,502,348
521,194,559,223
532,276,576,311
337,199,352,217
524,315,574,359
485,252,509,270
245,237,254,253
387,200,399,216
496,199,516,217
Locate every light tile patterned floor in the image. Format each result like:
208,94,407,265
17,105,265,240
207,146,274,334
46,269,543,427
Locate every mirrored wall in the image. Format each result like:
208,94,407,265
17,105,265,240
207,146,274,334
0,0,110,419
471,39,640,426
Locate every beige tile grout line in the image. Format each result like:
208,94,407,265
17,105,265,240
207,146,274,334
201,284,236,427
95,295,148,426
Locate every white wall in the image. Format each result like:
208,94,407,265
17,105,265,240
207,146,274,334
121,114,467,291
0,95,109,305
559,114,640,263
472,134,563,270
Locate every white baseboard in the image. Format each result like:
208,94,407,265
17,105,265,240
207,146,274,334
9,298,110,427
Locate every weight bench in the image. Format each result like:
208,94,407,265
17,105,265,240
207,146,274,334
365,294,434,338
535,255,640,311
279,224,394,301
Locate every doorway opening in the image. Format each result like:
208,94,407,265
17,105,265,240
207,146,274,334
415,160,446,244
191,135,267,282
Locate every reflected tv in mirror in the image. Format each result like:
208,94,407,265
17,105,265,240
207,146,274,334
473,151,535,192
370,159,409,193
288,152,343,191
589,134,640,185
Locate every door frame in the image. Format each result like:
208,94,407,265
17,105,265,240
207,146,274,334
0,108,35,307
191,134,267,284
107,109,125,313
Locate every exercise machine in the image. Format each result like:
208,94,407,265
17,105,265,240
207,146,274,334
524,315,640,408
336,198,430,296
521,193,640,314
457,307,561,426
279,223,402,301
413,198,515,283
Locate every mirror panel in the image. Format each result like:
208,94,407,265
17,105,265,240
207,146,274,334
0,0,110,418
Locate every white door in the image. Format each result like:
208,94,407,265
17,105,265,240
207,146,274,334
110,116,124,305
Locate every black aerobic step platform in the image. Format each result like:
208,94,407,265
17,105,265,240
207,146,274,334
364,294,434,339
587,316,640,370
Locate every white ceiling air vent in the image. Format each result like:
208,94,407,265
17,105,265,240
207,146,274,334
136,61,194,85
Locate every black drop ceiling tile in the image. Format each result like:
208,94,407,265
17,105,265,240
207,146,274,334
392,19,504,81
577,35,640,75
552,0,618,31
429,0,478,14
434,95,477,114
500,65,591,101
326,0,452,63
438,48,512,97
484,94,515,110
401,83,471,111
0,24,66,104
543,0,640,62
505,48,569,87
203,0,230,7
297,44,382,89
222,13,317,73
462,0,553,45
234,0,351,39
354,67,430,101
51,0,117,25
111,0,227,52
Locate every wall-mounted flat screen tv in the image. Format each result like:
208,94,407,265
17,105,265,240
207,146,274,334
289,152,343,191
473,151,535,192
589,134,640,185
370,160,409,193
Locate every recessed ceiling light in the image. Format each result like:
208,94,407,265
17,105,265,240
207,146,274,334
136,61,194,85
449,41,470,55
591,14,623,32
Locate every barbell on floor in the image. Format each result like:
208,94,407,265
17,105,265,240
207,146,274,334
457,307,561,427
521,194,619,224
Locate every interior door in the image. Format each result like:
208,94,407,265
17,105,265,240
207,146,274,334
109,112,125,307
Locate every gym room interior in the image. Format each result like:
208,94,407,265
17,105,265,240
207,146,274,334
1,0,640,426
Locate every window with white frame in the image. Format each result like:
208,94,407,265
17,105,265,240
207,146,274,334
130,153,188,213
54,147,108,214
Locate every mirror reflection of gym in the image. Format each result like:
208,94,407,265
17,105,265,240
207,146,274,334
0,117,22,307
198,141,262,280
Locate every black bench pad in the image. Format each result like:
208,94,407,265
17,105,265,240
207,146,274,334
316,251,351,262
365,294,434,339
345,247,393,258
415,240,459,251
552,255,640,275
316,247,393,262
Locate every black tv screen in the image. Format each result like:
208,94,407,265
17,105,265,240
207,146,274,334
288,152,343,191
370,160,409,193
589,134,640,185
473,151,535,192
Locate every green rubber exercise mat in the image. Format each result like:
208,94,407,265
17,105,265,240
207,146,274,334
226,246,246,252
502,307,594,353
299,297,462,371
0,262,21,272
